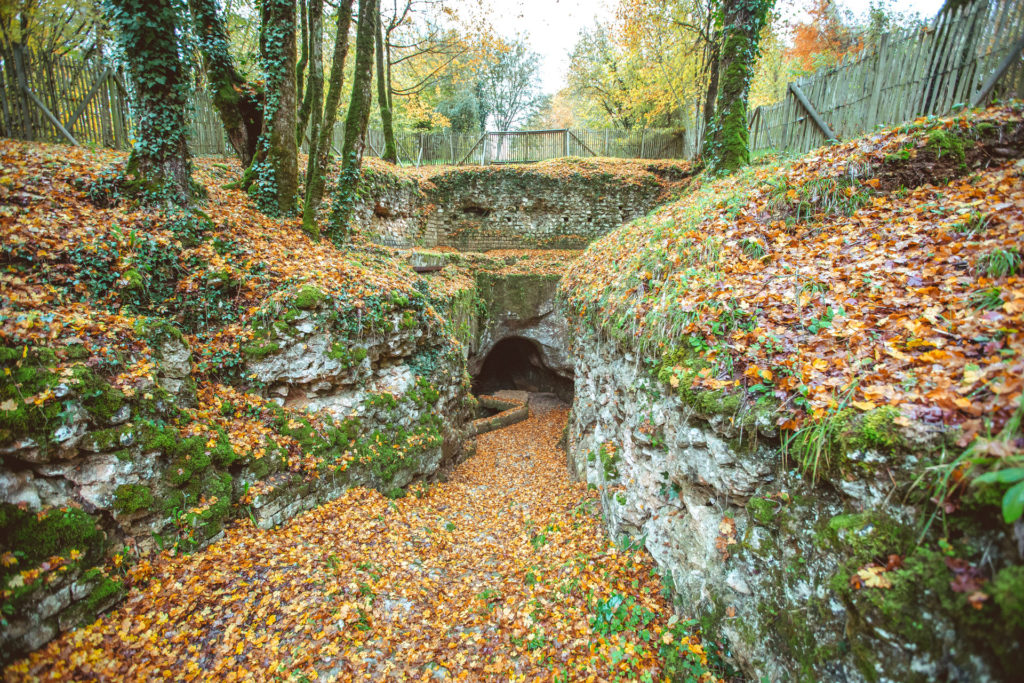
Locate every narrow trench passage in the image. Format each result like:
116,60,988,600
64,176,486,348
10,409,686,680
471,336,574,403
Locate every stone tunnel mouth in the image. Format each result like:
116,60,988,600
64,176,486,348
471,336,574,403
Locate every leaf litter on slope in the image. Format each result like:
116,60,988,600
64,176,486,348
6,409,720,682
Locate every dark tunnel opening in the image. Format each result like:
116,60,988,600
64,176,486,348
472,337,574,402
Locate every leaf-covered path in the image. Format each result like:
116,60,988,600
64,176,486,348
8,406,713,682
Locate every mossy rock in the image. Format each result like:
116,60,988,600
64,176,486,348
293,285,326,310
925,129,973,164
0,346,61,444
843,546,1024,678
816,511,913,567
0,504,106,597
787,406,911,481
134,317,185,346
747,496,779,526
241,340,280,359
112,484,154,514
81,424,135,453
70,366,126,424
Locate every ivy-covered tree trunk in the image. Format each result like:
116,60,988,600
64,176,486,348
301,0,353,238
701,39,720,146
297,0,324,150
296,0,308,105
325,0,375,244
375,1,397,164
188,0,263,167
105,0,192,204
703,0,774,174
256,0,299,215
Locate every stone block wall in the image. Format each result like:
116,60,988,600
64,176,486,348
354,161,687,251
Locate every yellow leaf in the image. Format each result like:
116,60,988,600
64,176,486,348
851,400,876,411
856,565,892,589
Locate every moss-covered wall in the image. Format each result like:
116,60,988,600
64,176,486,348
0,287,476,663
353,160,687,251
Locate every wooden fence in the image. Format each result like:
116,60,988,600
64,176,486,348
749,0,1024,155
304,123,690,166
2,0,1022,165
0,45,132,149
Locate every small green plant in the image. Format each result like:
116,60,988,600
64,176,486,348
806,305,843,334
589,592,655,636
476,588,500,613
597,443,619,481
969,287,1003,311
951,211,990,235
978,247,1021,278
969,399,1024,524
739,237,766,259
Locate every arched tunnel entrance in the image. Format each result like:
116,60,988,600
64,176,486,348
472,336,574,402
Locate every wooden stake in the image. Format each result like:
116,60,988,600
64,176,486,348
789,82,837,141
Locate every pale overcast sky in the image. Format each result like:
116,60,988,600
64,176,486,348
461,0,948,94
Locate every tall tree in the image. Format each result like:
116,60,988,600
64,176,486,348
477,39,541,131
296,0,323,146
325,0,374,242
302,0,353,237
104,0,192,203
326,0,376,243
703,0,774,174
256,0,298,215
296,0,308,104
188,0,263,167
375,0,397,163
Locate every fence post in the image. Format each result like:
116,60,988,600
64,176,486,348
971,33,1024,107
868,33,889,128
639,130,646,158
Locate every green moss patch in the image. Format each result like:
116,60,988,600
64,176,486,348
113,484,154,514
0,504,106,602
293,285,326,310
0,346,61,444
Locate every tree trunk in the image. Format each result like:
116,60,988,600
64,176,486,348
701,38,720,147
703,0,774,174
297,0,323,148
296,0,308,105
376,3,397,163
106,0,192,204
188,0,263,167
257,0,299,216
302,0,353,238
325,0,376,244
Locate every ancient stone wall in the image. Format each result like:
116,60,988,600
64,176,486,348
354,161,685,251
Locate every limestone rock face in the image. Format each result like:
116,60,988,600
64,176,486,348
0,305,474,663
472,273,572,380
566,327,1012,683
